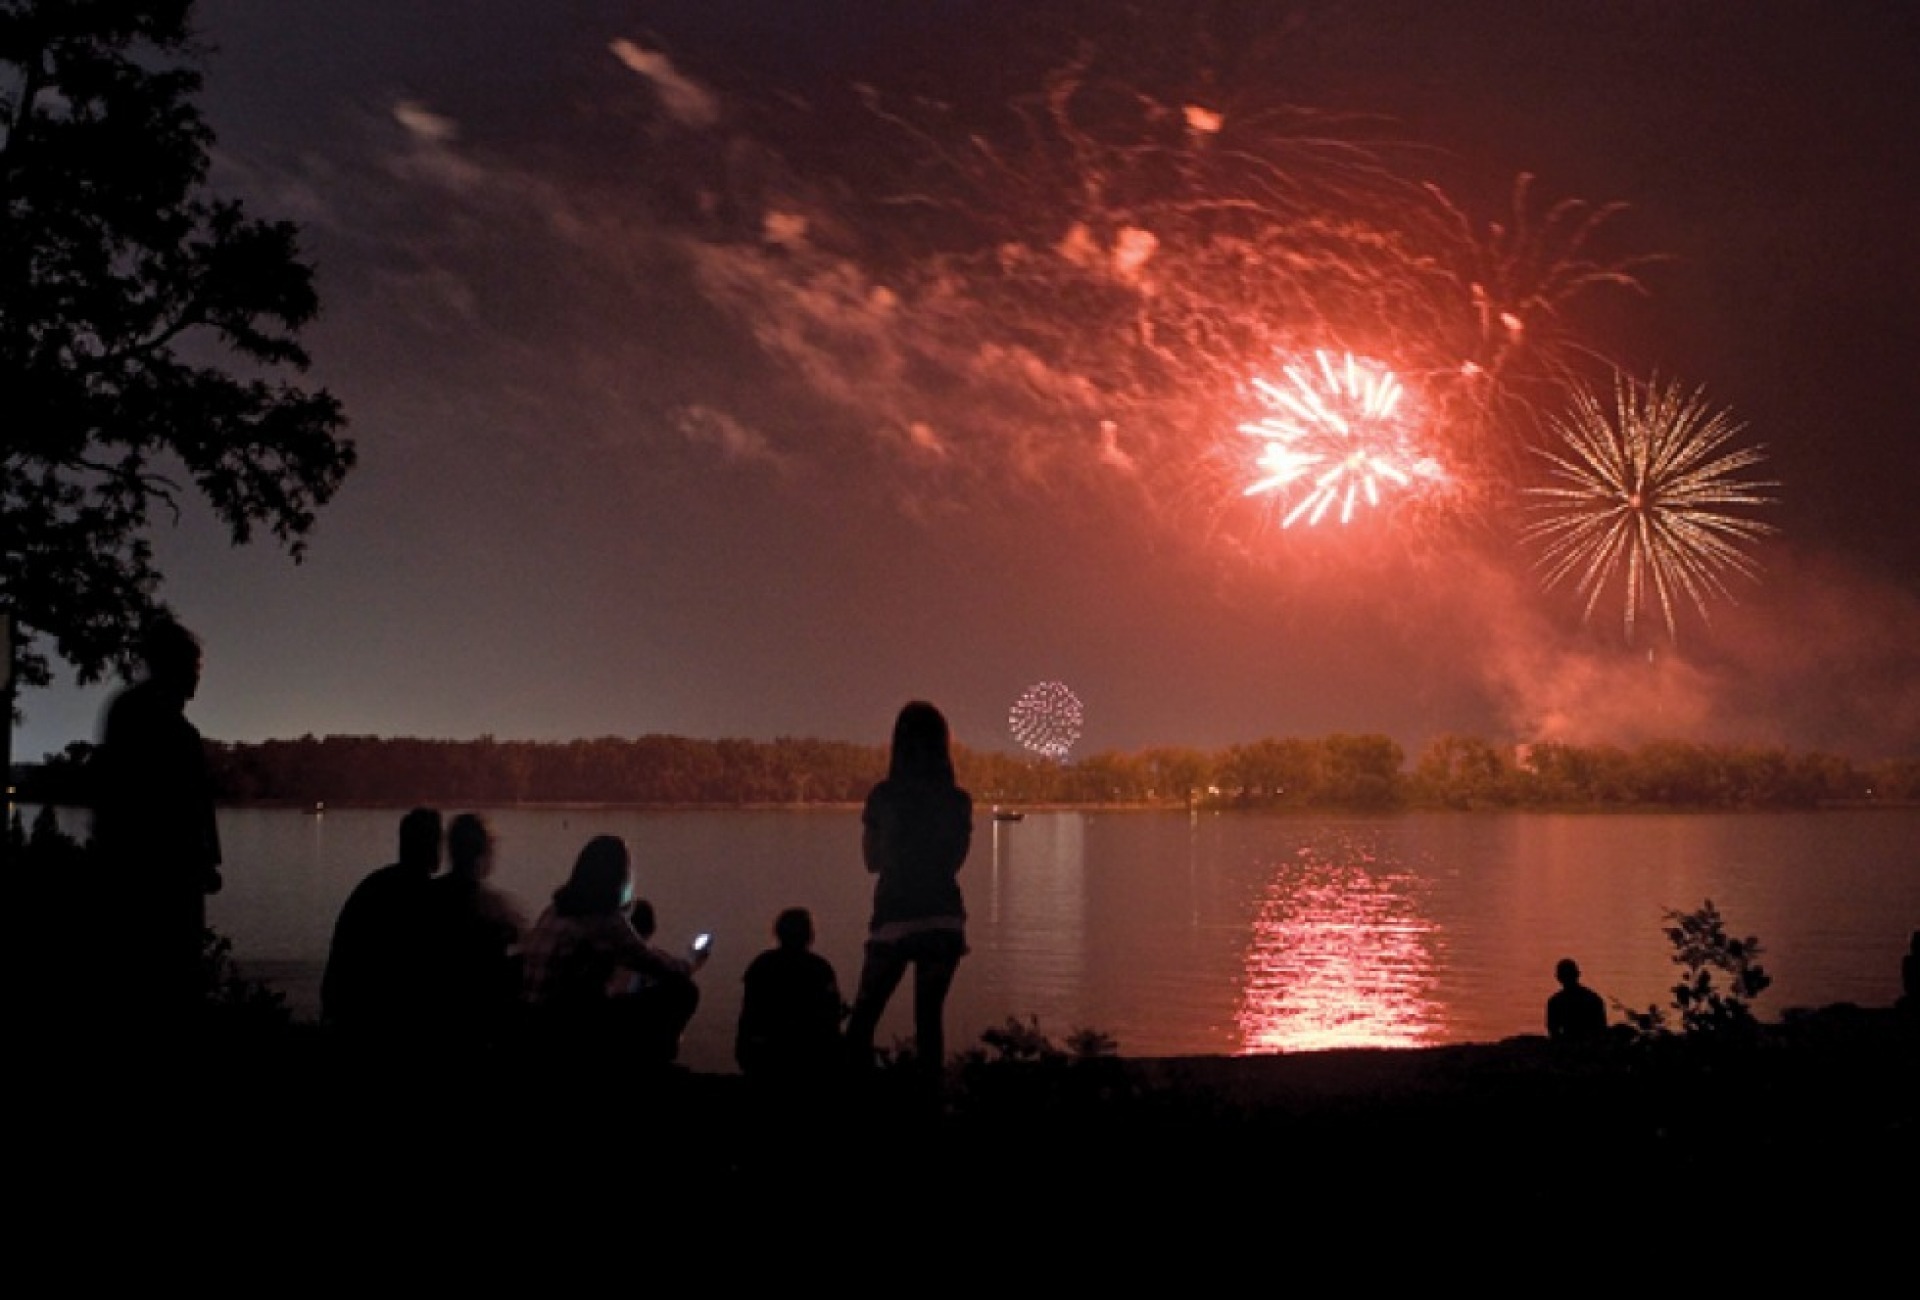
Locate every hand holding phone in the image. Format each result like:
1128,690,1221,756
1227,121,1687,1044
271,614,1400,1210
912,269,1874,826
690,932,713,965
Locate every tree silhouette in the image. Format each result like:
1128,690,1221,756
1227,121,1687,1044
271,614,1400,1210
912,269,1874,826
1,0,353,700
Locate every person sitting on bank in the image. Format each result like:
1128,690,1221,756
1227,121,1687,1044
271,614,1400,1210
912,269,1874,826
520,834,706,1067
1546,957,1609,1042
735,906,845,1086
423,812,526,1052
321,807,444,1045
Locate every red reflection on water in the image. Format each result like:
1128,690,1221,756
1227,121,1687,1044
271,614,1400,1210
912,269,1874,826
1235,842,1442,1053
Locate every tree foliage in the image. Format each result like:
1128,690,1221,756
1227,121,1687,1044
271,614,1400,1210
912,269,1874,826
1620,899,1773,1042
1,0,353,691
14,726,1902,812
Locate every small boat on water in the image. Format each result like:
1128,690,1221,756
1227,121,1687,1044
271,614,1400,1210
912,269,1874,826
992,807,1025,823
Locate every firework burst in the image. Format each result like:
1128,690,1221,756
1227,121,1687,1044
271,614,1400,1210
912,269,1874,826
1009,681,1085,760
1239,350,1446,527
1523,374,1775,641
691,25,1662,568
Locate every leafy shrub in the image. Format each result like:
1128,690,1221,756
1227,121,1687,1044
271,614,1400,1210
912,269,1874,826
1619,899,1772,1042
967,1013,1117,1066
201,927,292,1031
948,1014,1132,1116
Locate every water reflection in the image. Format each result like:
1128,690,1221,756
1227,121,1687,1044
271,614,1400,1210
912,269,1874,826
1235,834,1442,1053
41,803,1913,1071
974,812,1090,1037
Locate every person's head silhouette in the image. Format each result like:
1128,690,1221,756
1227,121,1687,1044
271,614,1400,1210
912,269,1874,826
1555,957,1583,988
398,807,444,872
774,906,815,951
447,812,492,879
554,834,632,917
889,699,956,784
138,615,203,702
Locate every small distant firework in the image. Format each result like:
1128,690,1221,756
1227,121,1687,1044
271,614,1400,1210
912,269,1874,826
1009,681,1085,760
1523,374,1775,641
1239,350,1446,527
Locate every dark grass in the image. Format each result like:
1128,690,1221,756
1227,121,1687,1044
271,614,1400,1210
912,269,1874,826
16,1002,1914,1231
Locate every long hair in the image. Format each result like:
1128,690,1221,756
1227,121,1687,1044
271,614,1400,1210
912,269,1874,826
887,699,956,785
553,834,631,917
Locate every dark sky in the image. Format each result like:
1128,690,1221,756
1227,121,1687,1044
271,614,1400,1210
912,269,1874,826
15,1,1920,766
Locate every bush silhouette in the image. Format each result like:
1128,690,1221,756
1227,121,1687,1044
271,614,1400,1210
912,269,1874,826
1620,899,1772,1042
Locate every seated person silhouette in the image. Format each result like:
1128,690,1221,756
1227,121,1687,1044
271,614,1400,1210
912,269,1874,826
322,807,444,1045
1546,957,1608,1042
423,811,526,1050
735,906,845,1086
520,835,705,1068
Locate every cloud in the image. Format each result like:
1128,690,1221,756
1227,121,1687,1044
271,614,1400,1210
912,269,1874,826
609,38,721,129
1700,548,1920,758
762,210,809,250
385,99,489,193
1183,104,1224,134
672,404,788,469
1435,536,1920,759
904,421,946,456
393,100,459,144
684,239,911,429
1496,638,1721,748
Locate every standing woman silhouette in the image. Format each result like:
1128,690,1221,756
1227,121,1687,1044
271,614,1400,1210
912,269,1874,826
843,700,974,1084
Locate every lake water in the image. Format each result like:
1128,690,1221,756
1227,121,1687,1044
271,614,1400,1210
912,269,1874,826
28,804,1920,1074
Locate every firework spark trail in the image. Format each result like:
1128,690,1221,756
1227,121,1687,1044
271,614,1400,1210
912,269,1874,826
1523,374,1776,641
1410,173,1669,491
842,70,1658,543
679,29,1663,565
1239,349,1444,526
1420,173,1661,390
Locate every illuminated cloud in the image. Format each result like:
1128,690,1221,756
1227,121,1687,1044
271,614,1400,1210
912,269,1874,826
685,241,911,430
393,99,459,144
673,404,788,469
762,210,809,250
385,99,488,193
609,38,720,129
1183,104,1224,134
1097,420,1137,473
1111,227,1159,283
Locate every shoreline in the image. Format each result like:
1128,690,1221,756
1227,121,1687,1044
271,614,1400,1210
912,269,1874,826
15,1000,1913,1251
54,999,1920,1147
21,796,1920,817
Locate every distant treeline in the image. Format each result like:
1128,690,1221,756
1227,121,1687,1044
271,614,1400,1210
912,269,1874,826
14,732,1918,812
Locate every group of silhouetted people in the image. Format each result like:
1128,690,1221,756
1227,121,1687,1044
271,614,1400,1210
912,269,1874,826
110,613,1917,1092
73,620,977,1092
309,697,976,1094
318,812,706,1069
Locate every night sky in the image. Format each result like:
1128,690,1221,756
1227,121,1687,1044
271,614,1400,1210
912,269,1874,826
14,1,1920,767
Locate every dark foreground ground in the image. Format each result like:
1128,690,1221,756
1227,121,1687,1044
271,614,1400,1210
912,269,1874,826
14,1003,1916,1274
